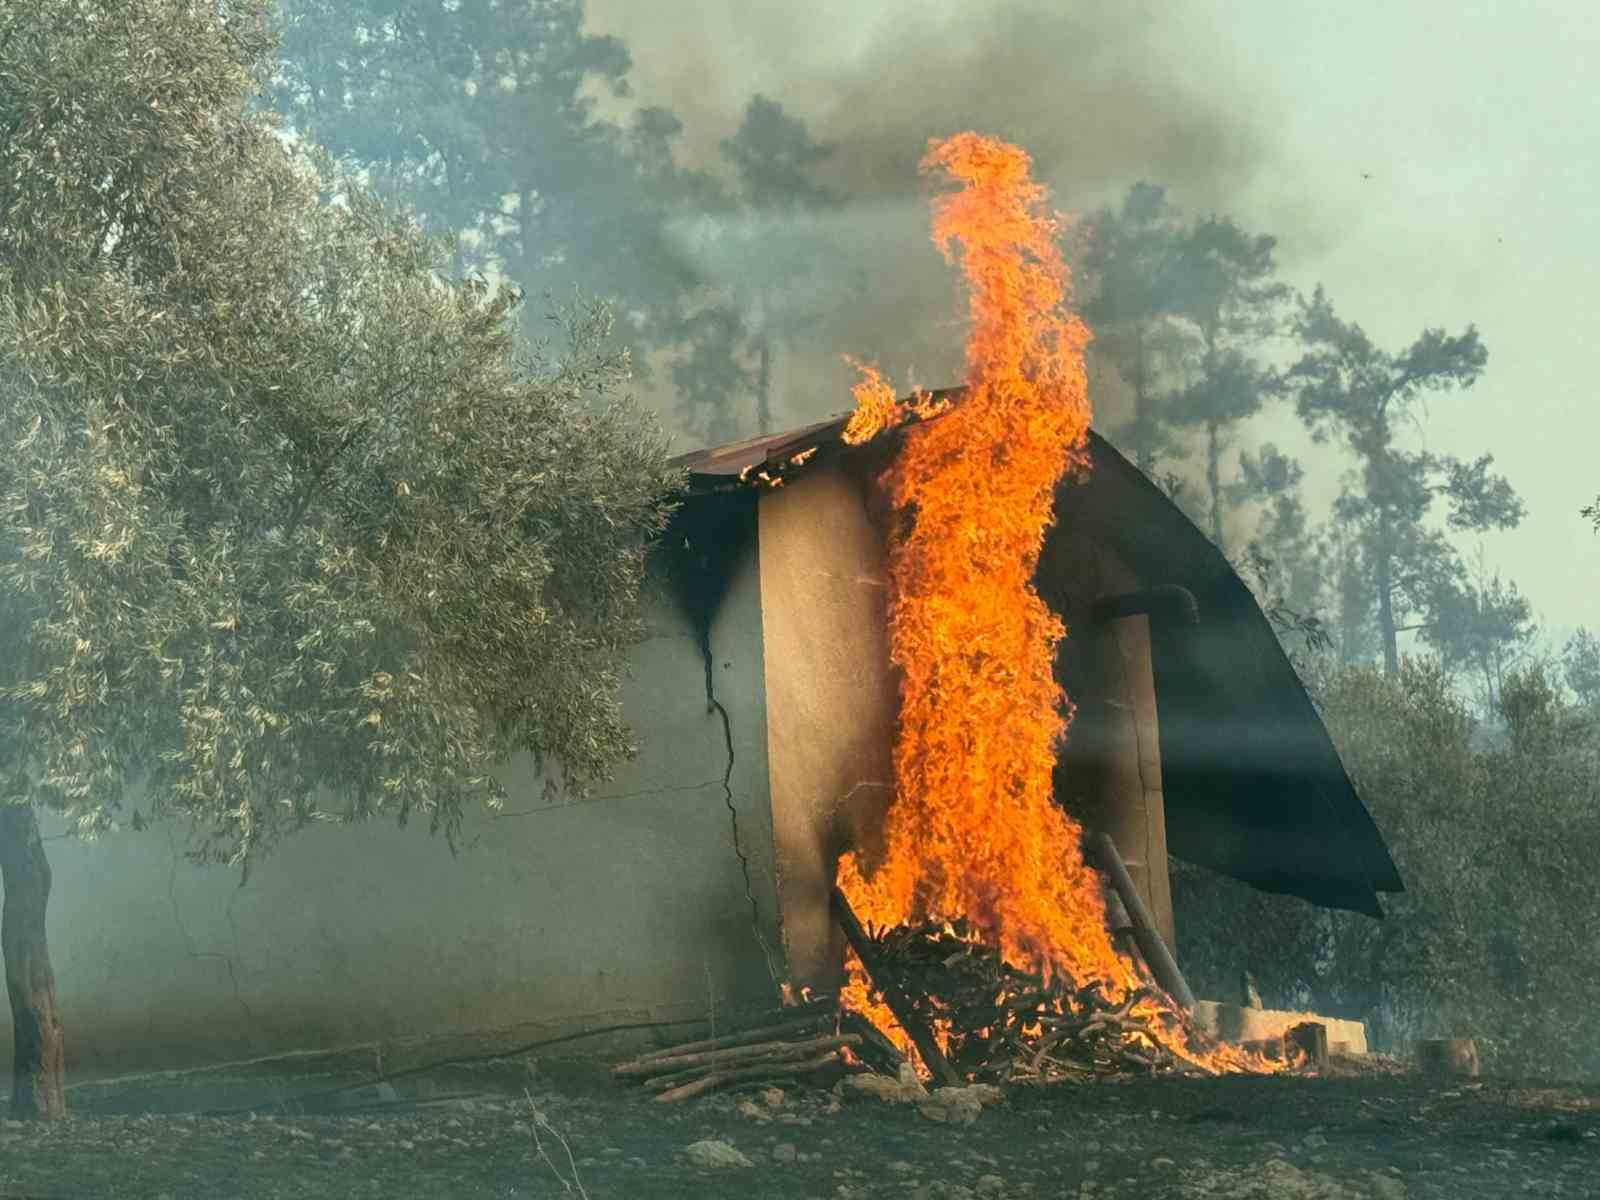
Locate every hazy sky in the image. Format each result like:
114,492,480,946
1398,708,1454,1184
584,0,1598,640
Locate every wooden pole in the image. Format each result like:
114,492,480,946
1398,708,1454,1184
654,1049,839,1103
620,1032,856,1079
829,887,962,1087
1087,832,1196,1011
838,1009,909,1076
614,1009,832,1073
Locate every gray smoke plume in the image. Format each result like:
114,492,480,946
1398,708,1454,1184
587,0,1292,432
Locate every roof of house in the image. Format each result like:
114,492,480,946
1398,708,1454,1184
668,397,1404,917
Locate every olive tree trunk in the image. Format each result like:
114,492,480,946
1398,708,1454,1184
0,803,65,1119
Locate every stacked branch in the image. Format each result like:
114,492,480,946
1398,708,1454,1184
861,918,1210,1083
610,998,856,1102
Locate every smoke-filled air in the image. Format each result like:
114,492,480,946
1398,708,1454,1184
0,1,1596,1195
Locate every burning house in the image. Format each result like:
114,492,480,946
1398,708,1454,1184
4,134,1397,1087
671,408,1403,951
657,403,1401,1075
13,399,1398,1085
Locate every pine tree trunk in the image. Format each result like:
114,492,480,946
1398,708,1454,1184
755,336,773,435
1132,326,1154,475
0,804,66,1120
1205,419,1225,551
1376,539,1399,676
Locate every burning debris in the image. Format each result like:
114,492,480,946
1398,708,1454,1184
610,941,1299,1106
735,445,820,489
856,918,1182,1083
613,861,1299,1102
838,911,1294,1085
831,883,1285,1087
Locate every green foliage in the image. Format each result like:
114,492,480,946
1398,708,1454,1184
719,95,835,213
1081,190,1529,685
1078,183,1193,474
1175,657,1600,1079
1079,189,1291,550
269,0,702,351
1423,559,1536,714
1287,287,1521,675
1561,628,1600,707
1161,216,1291,551
662,94,843,441
0,0,679,871
270,6,845,445
1231,542,1330,661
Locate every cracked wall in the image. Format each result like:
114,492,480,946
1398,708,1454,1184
4,546,782,1082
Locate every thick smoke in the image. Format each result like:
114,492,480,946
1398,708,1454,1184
586,0,1291,432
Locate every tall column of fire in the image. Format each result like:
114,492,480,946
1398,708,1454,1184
835,133,1140,996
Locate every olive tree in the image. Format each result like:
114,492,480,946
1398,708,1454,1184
0,0,678,1118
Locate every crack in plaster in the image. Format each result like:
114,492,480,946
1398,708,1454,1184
700,632,780,986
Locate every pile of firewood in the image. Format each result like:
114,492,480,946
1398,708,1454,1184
610,997,866,1102
861,917,1203,1083
614,872,1254,1101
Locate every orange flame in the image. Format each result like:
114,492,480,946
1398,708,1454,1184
837,133,1130,993
833,134,1282,1079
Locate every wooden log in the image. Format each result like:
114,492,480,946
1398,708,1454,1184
1241,1037,1285,1062
618,1032,856,1079
829,887,963,1087
1287,1021,1329,1069
838,1010,908,1077
640,1035,860,1091
613,1010,831,1073
653,1050,841,1103
1417,1038,1480,1078
1086,833,1196,1011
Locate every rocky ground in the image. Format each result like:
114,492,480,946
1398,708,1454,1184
0,1056,1596,1199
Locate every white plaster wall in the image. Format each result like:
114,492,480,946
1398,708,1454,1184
2,545,783,1081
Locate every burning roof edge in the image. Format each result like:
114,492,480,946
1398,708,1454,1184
666,393,1404,918
668,414,851,488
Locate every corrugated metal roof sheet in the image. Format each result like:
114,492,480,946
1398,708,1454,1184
670,415,850,479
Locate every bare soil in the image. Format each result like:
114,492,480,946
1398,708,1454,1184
1,1057,1596,1199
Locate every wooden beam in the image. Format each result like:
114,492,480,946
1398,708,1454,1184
829,887,962,1087
1087,832,1197,1011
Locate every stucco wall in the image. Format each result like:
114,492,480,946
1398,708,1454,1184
3,546,782,1082
757,464,899,992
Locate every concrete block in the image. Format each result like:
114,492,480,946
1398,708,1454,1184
1193,1000,1367,1055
